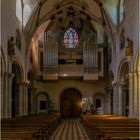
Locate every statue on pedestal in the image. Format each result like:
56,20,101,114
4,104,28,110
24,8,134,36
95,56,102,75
125,38,133,56
8,36,15,55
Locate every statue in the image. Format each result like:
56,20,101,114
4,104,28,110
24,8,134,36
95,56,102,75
8,36,15,55
125,38,133,56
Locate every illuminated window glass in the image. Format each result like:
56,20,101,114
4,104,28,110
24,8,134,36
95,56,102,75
64,28,78,48
104,0,118,25
23,5,32,26
16,0,22,22
119,0,125,23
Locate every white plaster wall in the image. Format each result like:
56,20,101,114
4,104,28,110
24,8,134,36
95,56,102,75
1,0,26,75
113,0,139,77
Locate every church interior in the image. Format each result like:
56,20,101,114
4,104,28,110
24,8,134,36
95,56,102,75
1,0,140,139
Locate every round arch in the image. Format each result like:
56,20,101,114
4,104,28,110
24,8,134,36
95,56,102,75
118,60,129,116
134,48,140,72
36,91,49,114
117,58,129,82
60,88,82,118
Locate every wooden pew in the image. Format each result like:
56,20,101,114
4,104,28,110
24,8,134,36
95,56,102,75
1,114,61,140
80,114,139,140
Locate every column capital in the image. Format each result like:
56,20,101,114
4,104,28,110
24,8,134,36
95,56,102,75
137,71,140,76
7,73,15,79
119,81,126,86
128,72,133,78
21,80,30,86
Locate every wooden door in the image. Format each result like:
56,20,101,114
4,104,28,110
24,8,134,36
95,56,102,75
61,88,82,118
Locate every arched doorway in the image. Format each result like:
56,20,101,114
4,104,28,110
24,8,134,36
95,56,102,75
61,88,82,118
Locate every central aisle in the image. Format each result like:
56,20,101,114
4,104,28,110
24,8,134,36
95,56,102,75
50,118,90,140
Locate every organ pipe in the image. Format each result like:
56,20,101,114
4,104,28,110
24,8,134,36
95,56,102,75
43,32,58,74
83,32,98,74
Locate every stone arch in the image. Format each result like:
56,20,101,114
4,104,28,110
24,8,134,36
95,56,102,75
36,91,49,114
60,88,82,117
93,92,105,114
58,86,83,111
118,59,129,82
134,48,140,72
118,60,129,116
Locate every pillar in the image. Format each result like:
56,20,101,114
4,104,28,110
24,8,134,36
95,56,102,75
23,82,28,116
104,87,111,114
7,72,15,118
118,82,124,116
133,72,139,118
128,72,133,117
1,73,4,118
18,81,29,116
137,72,140,118
18,83,24,116
113,82,119,115
30,87,37,114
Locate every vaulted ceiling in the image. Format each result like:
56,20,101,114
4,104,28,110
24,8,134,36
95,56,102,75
23,0,121,49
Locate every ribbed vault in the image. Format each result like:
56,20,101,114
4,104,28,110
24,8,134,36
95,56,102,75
24,0,120,51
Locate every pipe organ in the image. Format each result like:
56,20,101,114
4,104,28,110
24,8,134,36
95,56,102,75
42,28,103,81
43,33,58,80
83,34,99,80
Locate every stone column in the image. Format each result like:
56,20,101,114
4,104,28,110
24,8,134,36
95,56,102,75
1,73,4,118
7,73,15,118
128,72,133,118
30,87,37,114
113,82,119,115
118,82,124,116
23,82,28,116
104,87,111,114
133,72,138,118
18,83,24,116
18,81,29,116
137,72,140,118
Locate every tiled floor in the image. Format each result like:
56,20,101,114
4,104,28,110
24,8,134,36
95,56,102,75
50,118,90,140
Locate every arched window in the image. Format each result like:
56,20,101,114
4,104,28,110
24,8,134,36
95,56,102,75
119,0,125,23
64,28,78,48
16,0,22,22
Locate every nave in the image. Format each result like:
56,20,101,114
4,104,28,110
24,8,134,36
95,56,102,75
50,119,90,140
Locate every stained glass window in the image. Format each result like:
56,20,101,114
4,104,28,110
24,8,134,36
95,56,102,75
64,28,78,48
